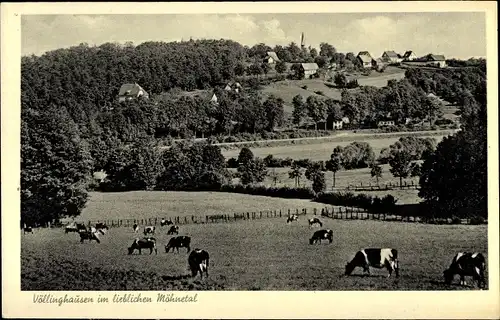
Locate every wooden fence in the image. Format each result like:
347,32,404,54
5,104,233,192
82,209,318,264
68,205,483,229
81,208,310,228
344,180,419,192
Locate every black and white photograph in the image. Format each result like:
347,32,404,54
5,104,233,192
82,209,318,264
2,1,499,319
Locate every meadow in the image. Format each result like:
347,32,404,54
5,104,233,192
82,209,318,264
21,217,488,291
77,191,331,222
221,132,450,161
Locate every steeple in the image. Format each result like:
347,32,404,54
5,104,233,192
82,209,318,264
300,32,305,49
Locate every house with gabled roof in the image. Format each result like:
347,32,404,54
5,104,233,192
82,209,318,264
357,51,375,68
299,63,319,79
426,54,447,68
264,51,281,64
117,83,149,102
382,50,403,63
402,50,417,61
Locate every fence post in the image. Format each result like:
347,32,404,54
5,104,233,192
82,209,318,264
314,208,317,215
280,210,282,217
288,209,291,216
304,208,307,215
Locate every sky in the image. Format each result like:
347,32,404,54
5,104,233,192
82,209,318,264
21,12,486,59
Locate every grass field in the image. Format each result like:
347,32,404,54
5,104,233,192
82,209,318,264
221,133,449,161
21,217,488,290
77,191,331,222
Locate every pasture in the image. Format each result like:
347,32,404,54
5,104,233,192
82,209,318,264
221,132,450,161
22,217,488,290
75,191,331,222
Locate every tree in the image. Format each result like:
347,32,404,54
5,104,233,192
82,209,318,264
305,162,326,194
319,43,337,59
424,95,444,125
306,96,326,130
261,63,271,76
122,138,165,190
288,162,303,187
292,94,306,125
325,146,343,189
334,73,347,88
238,147,254,166
238,157,267,185
269,168,279,186
275,60,287,74
388,149,414,187
370,163,383,185
21,106,93,226
314,56,329,69
263,95,285,131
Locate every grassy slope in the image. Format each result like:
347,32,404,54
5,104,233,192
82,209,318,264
22,218,488,290
78,191,331,221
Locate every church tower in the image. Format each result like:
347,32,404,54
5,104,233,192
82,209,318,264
300,32,305,49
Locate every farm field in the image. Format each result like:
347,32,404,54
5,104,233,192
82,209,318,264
232,164,421,203
76,191,331,222
221,132,450,161
21,218,488,290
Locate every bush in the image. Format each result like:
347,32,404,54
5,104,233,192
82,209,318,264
301,85,308,90
469,216,486,225
226,157,239,168
220,184,315,199
315,91,324,96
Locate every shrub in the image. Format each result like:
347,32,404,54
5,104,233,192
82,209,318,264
226,157,239,168
301,85,308,90
469,216,486,225
315,91,324,96
220,184,315,199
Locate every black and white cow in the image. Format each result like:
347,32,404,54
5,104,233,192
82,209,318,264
188,249,210,279
78,230,101,244
167,225,179,235
443,252,486,288
23,225,34,234
128,237,158,255
133,224,139,233
65,222,86,234
308,217,323,228
161,218,173,227
143,226,155,236
165,236,191,253
345,248,399,278
309,229,333,244
286,214,299,224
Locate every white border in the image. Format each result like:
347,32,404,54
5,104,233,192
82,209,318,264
2,2,498,319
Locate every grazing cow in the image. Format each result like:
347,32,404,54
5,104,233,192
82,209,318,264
308,217,323,228
133,224,139,233
167,225,179,235
286,214,299,223
143,226,155,235
78,230,101,243
188,249,210,279
95,222,109,231
65,222,86,234
309,229,334,245
23,224,34,234
443,252,486,288
165,236,191,253
161,218,173,227
345,248,399,278
128,237,158,255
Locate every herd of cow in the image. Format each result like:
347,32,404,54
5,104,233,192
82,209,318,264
63,219,209,279
24,214,487,288
289,214,487,289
